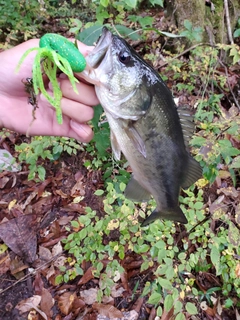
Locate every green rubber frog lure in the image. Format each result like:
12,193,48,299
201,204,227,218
16,33,87,124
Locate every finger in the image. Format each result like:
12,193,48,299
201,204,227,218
60,96,94,123
39,92,94,123
70,121,94,142
60,79,99,106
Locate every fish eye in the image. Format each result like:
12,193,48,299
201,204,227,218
118,50,131,64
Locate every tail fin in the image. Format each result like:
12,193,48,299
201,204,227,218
141,206,187,226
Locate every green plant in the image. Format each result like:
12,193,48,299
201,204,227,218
233,18,240,38
57,177,240,314
0,0,45,44
15,136,83,180
180,20,203,42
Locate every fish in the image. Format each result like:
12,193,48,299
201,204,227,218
81,27,202,226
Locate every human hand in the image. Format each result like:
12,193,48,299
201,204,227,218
0,39,99,142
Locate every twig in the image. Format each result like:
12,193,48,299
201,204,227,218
218,58,240,110
0,251,64,295
158,42,214,69
224,0,234,44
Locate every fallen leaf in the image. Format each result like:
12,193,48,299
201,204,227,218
10,256,29,277
15,295,41,314
0,149,21,172
0,176,10,189
39,246,52,262
0,214,38,262
235,263,240,278
132,297,144,313
200,301,215,317
111,284,125,298
93,303,123,319
78,266,95,285
0,252,11,274
40,288,54,318
58,291,77,315
228,221,240,247
71,178,85,197
8,199,17,210
33,272,44,295
52,241,63,256
80,288,98,305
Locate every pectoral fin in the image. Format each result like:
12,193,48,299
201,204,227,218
110,130,121,161
141,206,188,226
125,123,146,158
125,175,151,202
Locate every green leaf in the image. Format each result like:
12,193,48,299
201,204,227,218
158,278,173,290
71,220,79,228
210,245,220,275
148,291,162,305
230,155,240,169
37,166,46,180
78,24,103,45
194,202,203,210
190,136,206,147
175,313,186,320
228,221,240,247
138,16,154,28
233,29,240,38
114,25,141,41
94,189,104,196
225,298,234,308
185,302,198,315
164,294,173,312
100,0,109,7
149,0,164,7
125,0,137,8
55,275,63,284
184,20,192,31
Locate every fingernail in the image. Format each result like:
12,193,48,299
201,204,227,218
59,73,68,79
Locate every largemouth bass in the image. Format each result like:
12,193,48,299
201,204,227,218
82,27,202,225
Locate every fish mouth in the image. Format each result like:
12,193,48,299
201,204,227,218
87,27,112,69
81,27,113,87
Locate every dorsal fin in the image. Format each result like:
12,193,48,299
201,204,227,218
177,106,195,148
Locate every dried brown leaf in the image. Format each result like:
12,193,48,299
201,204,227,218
58,292,77,315
33,272,44,295
0,214,38,262
92,302,123,318
0,253,11,274
78,266,95,285
39,246,52,262
15,295,41,314
40,288,54,318
0,176,10,189
161,306,174,320
120,270,129,292
132,297,144,313
80,288,98,305
218,187,239,199
71,178,85,197
235,263,240,278
10,255,29,276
